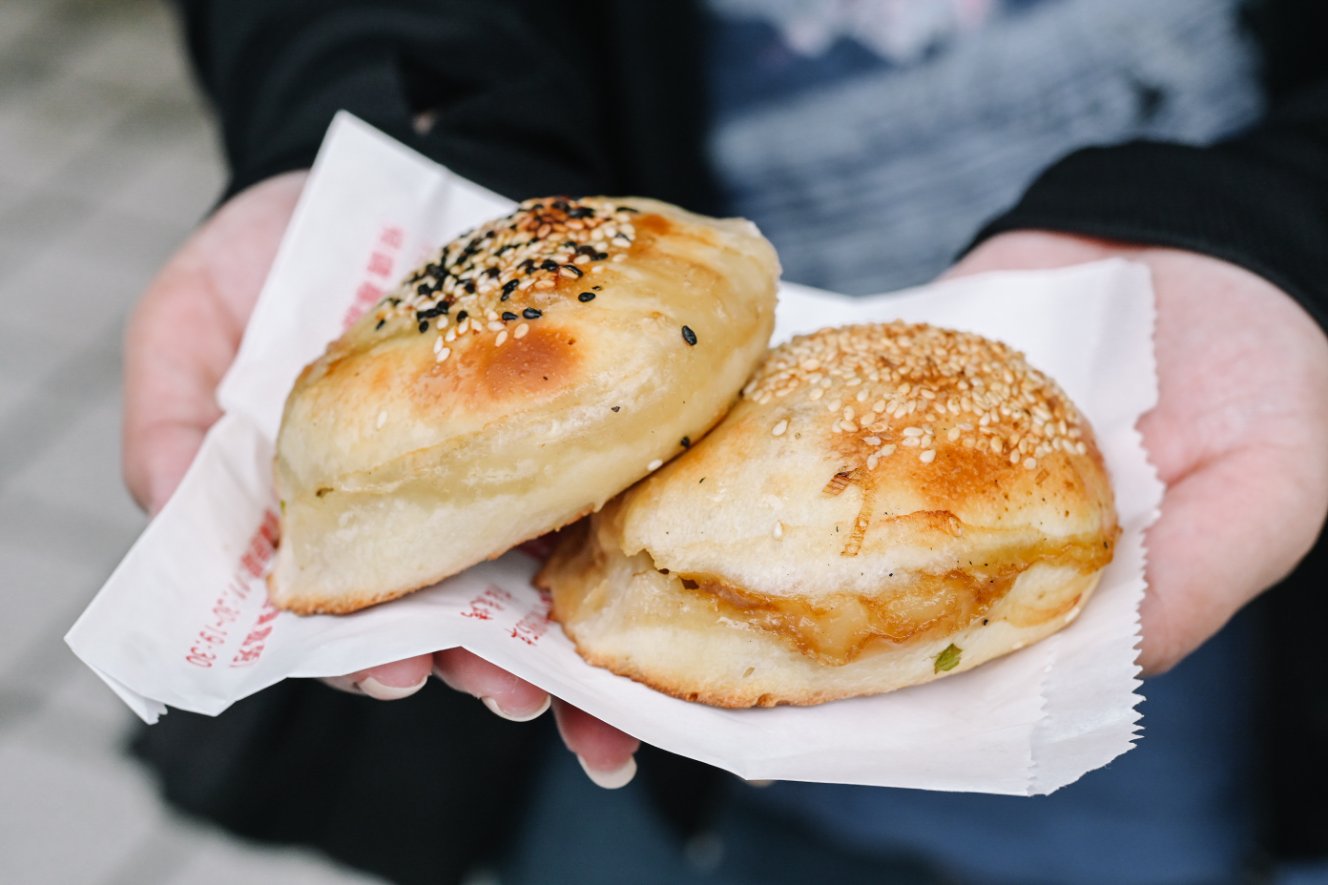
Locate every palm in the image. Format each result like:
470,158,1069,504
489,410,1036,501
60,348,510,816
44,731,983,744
124,172,307,514
950,233,1328,672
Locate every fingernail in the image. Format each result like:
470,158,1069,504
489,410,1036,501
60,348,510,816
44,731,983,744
577,755,637,790
357,674,428,701
482,693,550,723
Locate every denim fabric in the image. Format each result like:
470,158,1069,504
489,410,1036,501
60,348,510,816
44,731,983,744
705,0,1262,293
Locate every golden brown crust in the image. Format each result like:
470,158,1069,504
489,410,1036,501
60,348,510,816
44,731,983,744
541,322,1118,706
271,197,779,613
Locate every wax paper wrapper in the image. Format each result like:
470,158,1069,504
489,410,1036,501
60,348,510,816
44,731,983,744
68,113,1161,795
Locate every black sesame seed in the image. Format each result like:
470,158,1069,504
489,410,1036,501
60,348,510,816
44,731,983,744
418,320,429,333
417,283,433,297
464,280,476,294
568,206,595,218
578,291,596,303
592,285,602,291
456,310,468,322
611,406,621,413
616,205,639,213
680,436,691,448
523,307,542,320
562,264,584,277
540,259,560,272
681,325,698,346
486,267,500,278
502,279,519,298
575,244,598,257
501,311,518,321
593,250,609,261
374,319,386,330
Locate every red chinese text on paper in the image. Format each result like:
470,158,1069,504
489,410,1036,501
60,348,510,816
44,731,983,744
460,586,514,622
184,508,279,668
342,224,405,329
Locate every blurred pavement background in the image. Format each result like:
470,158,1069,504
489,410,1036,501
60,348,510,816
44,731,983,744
0,1,383,881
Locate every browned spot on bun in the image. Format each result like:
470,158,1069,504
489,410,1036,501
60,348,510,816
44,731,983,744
631,212,674,244
915,443,1019,509
473,322,579,399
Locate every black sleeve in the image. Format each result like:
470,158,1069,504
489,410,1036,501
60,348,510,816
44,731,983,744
972,78,1328,330
172,0,615,201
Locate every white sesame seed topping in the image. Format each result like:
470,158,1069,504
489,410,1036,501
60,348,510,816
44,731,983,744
772,520,784,539
436,347,451,363
647,459,663,471
376,410,387,429
920,449,936,463
514,322,530,340
771,419,789,437
495,330,509,346
735,322,1090,474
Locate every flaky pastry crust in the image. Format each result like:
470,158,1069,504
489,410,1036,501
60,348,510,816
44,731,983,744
271,197,779,613
539,322,1118,706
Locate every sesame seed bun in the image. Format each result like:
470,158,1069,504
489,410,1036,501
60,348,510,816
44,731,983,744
538,323,1118,707
270,197,779,614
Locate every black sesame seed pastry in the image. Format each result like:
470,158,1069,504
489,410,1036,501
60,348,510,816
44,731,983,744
538,323,1119,707
270,197,779,614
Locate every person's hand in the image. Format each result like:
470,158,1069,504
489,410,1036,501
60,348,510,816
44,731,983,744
946,231,1328,673
122,173,639,787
